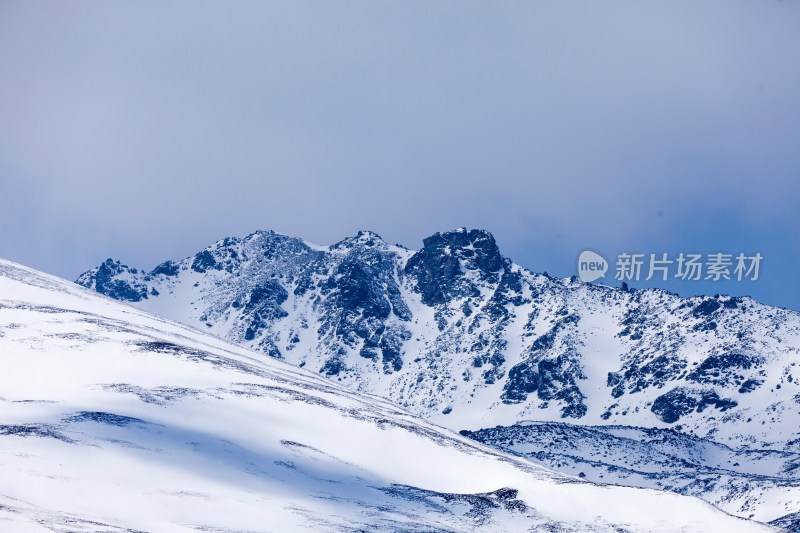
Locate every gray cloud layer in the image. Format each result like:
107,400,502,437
1,1,798,307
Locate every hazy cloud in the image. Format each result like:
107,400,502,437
1,1,798,307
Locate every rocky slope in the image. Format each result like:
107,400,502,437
462,422,800,530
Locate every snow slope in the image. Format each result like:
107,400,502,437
0,258,772,532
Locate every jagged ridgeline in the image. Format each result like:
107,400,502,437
77,228,800,450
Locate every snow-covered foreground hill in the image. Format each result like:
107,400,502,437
0,259,771,532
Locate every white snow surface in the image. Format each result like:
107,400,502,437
0,259,776,532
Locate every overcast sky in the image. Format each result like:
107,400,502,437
1,1,798,309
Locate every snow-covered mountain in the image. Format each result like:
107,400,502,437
74,228,800,528
0,258,769,532
76,228,800,450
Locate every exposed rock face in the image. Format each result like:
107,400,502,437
405,228,504,305
89,259,150,301
651,387,738,424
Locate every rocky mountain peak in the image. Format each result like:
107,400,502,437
330,230,387,251
405,228,504,305
77,258,149,302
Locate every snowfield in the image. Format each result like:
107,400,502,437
0,258,776,532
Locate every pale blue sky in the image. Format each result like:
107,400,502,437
0,1,798,308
